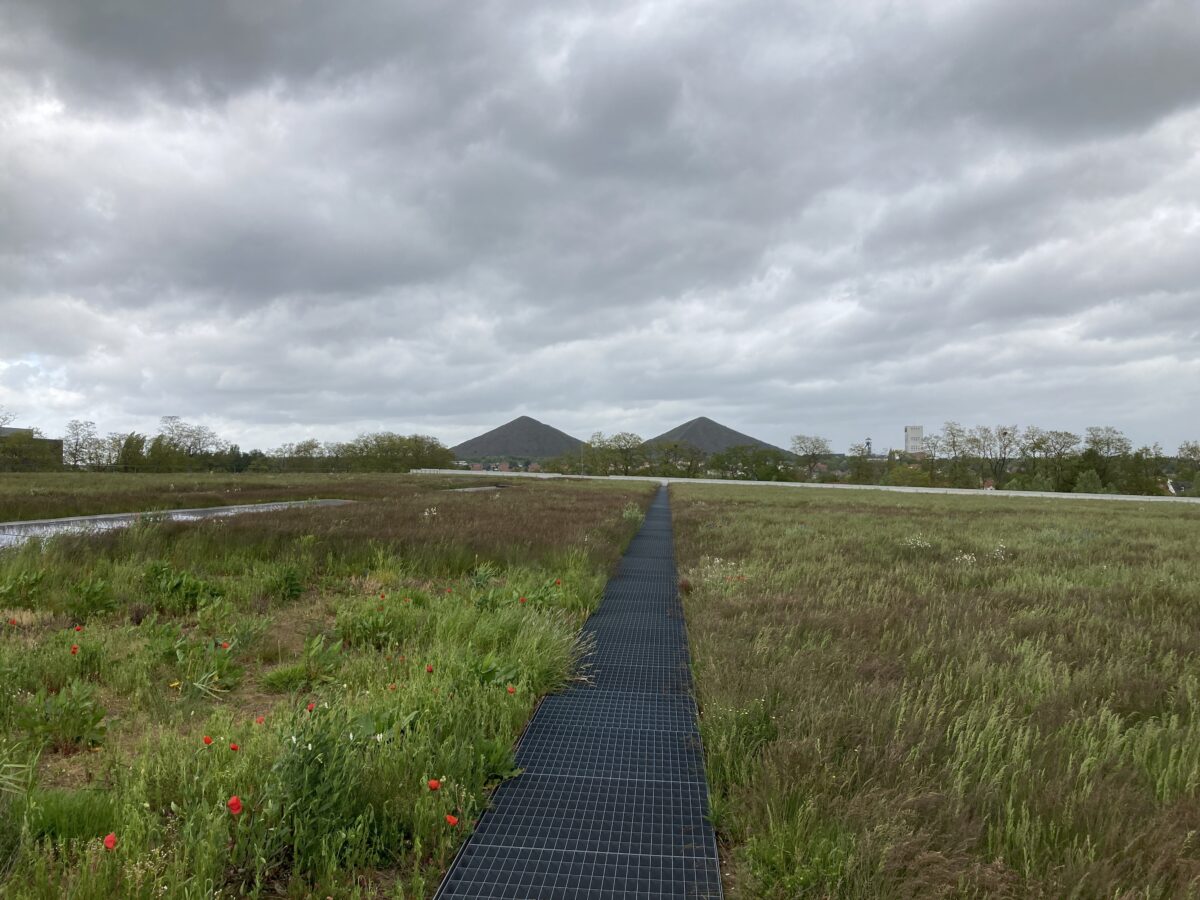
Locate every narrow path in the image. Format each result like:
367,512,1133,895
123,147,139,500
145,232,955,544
436,487,722,899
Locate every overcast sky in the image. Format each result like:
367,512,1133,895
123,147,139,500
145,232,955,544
2,0,1198,453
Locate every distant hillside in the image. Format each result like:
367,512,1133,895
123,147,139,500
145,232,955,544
646,417,788,456
452,416,584,460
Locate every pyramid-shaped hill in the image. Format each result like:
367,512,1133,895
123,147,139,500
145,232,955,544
646,417,789,456
452,416,584,461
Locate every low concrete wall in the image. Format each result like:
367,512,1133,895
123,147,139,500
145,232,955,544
409,469,1200,505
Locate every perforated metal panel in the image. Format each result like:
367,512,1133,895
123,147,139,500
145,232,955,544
442,846,721,899
435,487,722,899
469,774,712,855
531,690,699,734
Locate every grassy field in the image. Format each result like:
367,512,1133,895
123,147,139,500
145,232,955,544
672,484,1200,898
0,474,654,898
0,472,487,522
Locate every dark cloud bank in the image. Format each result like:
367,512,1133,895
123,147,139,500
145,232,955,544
2,0,1198,452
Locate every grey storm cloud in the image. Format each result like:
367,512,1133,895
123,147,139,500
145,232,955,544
2,0,1199,452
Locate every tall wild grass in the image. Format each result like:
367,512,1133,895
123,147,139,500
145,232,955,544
673,485,1200,898
0,476,653,897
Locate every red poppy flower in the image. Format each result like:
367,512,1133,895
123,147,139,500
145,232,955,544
518,596,527,604
426,664,434,674
380,592,386,600
404,597,411,604
70,644,79,655
254,716,265,725
387,683,397,691
445,814,459,826
306,702,315,712
229,743,239,752
227,795,243,816
220,641,230,650
554,579,561,586
445,588,452,594
506,685,516,694
6,618,16,626
428,779,441,791
203,735,213,746
74,625,84,632
103,832,117,851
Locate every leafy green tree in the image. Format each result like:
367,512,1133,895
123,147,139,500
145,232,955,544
1073,469,1106,494
790,434,831,481
1006,472,1055,492
1111,445,1164,496
920,432,944,483
710,446,793,481
63,420,100,469
543,452,582,475
1085,425,1133,458
649,441,705,478
1083,426,1132,484
967,424,1019,486
881,460,931,487
607,432,645,476
581,433,617,475
1175,441,1199,490
98,433,128,468
936,422,977,488
1038,429,1082,491
116,433,148,471
845,443,877,485
272,438,326,472
340,433,453,472
145,434,185,472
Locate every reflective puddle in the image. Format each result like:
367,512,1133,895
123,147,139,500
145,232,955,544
0,500,353,550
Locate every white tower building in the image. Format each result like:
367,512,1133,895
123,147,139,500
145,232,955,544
904,425,924,455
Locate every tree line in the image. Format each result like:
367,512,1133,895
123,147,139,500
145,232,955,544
3,406,1197,496
865,423,1198,496
540,425,1199,496
543,431,801,481
53,417,453,473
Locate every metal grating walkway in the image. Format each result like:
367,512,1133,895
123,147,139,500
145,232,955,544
436,487,722,899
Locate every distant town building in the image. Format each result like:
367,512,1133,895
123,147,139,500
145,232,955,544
904,425,924,455
0,426,64,471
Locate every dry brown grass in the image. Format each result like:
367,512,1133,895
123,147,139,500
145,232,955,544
0,472,472,521
672,483,1200,898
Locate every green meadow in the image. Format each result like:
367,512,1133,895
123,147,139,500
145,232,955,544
672,484,1200,898
0,475,653,898
5,473,1198,898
